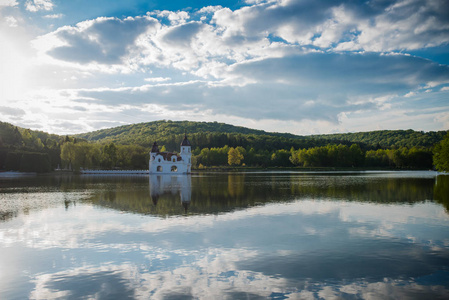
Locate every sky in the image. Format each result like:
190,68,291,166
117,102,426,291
1,0,449,136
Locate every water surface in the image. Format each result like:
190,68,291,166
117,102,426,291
1,171,449,299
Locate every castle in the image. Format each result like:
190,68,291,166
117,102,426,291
149,134,192,174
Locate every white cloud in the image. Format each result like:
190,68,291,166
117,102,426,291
32,15,160,73
43,13,63,19
197,5,223,14
11,49,445,134
356,0,449,51
207,0,449,53
435,111,449,129
25,0,53,12
144,77,171,83
0,106,26,117
404,91,416,97
4,15,17,27
153,10,190,25
0,0,17,7
3,0,449,134
33,0,449,78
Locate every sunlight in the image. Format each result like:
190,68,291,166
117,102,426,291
0,31,30,102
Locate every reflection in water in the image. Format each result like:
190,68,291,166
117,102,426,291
83,172,439,217
149,175,191,213
1,171,449,299
435,175,449,212
0,172,442,219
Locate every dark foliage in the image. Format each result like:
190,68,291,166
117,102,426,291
312,129,447,148
1,120,446,171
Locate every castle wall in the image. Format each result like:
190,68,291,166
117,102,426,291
149,136,192,174
149,151,191,174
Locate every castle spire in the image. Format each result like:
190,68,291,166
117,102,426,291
181,131,191,146
151,141,159,153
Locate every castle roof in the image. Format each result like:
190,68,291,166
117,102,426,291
181,133,191,147
151,141,181,160
151,142,159,153
158,152,182,161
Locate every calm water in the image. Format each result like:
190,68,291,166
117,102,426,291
1,171,449,299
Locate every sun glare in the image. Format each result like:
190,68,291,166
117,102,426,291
0,32,31,103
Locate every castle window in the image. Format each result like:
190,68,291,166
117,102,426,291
158,158,161,162
171,166,178,172
157,166,163,172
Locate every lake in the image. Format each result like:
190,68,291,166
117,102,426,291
1,171,449,299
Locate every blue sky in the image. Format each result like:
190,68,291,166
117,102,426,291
1,0,449,135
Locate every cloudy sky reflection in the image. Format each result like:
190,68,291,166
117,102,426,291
1,196,449,299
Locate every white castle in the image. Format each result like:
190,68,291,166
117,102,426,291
149,134,192,174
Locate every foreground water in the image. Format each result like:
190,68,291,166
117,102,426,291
1,171,449,299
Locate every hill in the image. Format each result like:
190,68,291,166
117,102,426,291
311,129,448,148
75,120,298,142
2,120,447,171
74,120,318,152
74,120,447,151
0,121,63,172
3,120,447,152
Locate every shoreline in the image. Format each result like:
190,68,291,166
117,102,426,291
1,167,440,177
191,166,437,172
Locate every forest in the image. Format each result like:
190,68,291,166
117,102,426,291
0,120,448,173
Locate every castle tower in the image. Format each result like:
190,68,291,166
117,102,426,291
148,136,192,174
180,133,192,173
149,142,159,172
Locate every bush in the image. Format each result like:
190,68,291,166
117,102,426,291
5,151,51,173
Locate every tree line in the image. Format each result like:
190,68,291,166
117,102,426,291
0,121,61,173
312,129,447,148
75,120,448,150
83,173,440,216
1,120,449,172
194,144,433,169
60,141,148,170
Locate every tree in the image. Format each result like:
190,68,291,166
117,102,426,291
19,152,51,173
228,147,244,166
349,144,364,167
434,134,449,172
61,142,76,170
103,143,118,168
271,149,292,167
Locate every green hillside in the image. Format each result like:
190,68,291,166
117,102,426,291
0,121,63,172
75,120,299,143
74,120,447,151
74,120,320,152
312,129,448,148
3,120,447,152
1,120,447,171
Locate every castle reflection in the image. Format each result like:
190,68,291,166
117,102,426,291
149,175,192,213
1,172,443,221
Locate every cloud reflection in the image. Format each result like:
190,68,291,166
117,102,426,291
1,174,449,299
28,250,449,299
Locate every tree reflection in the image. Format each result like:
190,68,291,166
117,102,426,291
150,175,191,213
435,175,449,212
84,173,439,216
82,175,192,216
1,172,445,220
